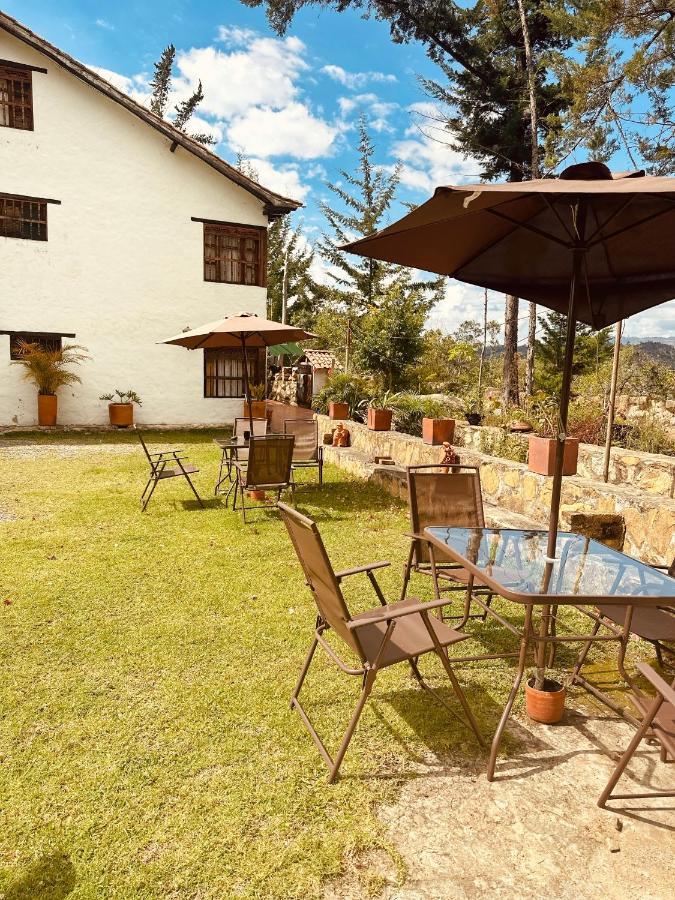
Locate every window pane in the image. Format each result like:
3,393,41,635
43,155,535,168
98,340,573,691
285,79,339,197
203,349,250,397
203,224,264,286
0,66,33,131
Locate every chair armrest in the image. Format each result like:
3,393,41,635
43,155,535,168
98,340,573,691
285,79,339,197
404,532,430,542
347,596,450,629
636,662,675,706
335,561,390,581
149,448,183,458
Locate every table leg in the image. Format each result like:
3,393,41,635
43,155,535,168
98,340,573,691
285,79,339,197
487,604,533,782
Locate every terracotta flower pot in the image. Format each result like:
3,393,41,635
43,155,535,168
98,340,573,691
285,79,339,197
108,403,134,428
329,401,349,420
422,417,455,445
247,490,266,501
243,400,267,420
527,435,579,476
367,407,393,431
525,677,566,724
37,394,57,426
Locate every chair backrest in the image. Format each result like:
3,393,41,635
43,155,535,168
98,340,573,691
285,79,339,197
278,502,365,660
136,431,153,466
234,417,267,437
570,513,626,551
407,465,485,564
244,435,295,488
284,418,318,461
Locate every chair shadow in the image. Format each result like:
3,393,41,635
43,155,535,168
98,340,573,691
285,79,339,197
3,852,76,900
179,497,222,511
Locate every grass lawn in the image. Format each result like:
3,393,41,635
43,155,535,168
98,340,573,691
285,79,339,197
0,430,625,898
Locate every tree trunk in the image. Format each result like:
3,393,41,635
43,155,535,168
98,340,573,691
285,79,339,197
526,302,536,396
503,294,520,408
477,288,488,399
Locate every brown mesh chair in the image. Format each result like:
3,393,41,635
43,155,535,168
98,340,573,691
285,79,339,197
401,465,492,615
284,418,323,486
231,434,295,522
598,662,675,808
279,502,483,782
137,431,203,512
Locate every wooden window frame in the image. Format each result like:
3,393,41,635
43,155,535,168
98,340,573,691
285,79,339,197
0,62,36,131
192,217,267,287
0,193,60,241
3,330,75,360
203,348,264,399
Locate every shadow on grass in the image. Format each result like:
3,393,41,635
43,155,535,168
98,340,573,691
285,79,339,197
4,852,76,900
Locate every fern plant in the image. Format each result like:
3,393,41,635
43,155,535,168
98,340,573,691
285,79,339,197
12,341,90,396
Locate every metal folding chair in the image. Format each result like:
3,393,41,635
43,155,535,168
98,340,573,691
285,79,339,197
231,434,295,522
284,418,323,486
279,502,483,782
598,662,675,808
137,431,203,511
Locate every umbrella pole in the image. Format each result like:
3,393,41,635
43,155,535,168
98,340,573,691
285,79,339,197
241,336,254,433
602,320,622,482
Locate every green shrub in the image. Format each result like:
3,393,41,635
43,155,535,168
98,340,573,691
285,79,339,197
312,373,371,418
479,427,528,463
625,416,675,456
390,393,451,437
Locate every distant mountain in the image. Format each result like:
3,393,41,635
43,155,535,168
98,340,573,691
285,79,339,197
624,335,675,347
630,341,675,367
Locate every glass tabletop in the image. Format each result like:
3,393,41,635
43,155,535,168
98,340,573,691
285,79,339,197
424,527,675,605
213,436,247,450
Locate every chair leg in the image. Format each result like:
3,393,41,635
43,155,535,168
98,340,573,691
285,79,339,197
481,592,493,621
598,693,667,808
318,458,323,486
184,473,205,508
400,544,415,602
328,670,376,783
436,648,485,747
240,484,248,524
142,477,158,511
570,619,601,684
141,475,153,500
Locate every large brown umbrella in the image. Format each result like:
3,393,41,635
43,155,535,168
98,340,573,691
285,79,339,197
160,312,316,430
343,161,675,559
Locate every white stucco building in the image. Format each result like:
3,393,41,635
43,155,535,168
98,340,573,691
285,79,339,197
0,12,300,427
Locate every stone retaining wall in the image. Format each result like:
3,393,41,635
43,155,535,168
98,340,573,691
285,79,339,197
317,413,675,564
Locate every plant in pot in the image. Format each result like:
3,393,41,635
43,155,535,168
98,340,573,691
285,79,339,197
525,667,567,724
463,393,483,426
99,389,142,427
243,382,267,420
312,373,370,421
362,390,399,431
527,394,579,476
11,339,90,426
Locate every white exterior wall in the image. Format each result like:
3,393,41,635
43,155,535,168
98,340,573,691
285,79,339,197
0,31,270,426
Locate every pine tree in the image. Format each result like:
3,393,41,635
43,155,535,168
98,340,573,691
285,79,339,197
317,116,443,368
266,216,317,325
535,310,613,396
148,46,216,146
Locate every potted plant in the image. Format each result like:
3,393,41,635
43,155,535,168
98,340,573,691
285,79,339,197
99,389,142,427
363,391,398,431
329,401,349,420
422,415,455,445
463,393,483,426
525,670,567,724
527,396,579,476
243,382,267,420
11,339,89,426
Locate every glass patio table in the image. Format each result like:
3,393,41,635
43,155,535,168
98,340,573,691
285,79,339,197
423,526,675,780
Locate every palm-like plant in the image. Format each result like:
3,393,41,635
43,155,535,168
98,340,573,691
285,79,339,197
12,340,90,395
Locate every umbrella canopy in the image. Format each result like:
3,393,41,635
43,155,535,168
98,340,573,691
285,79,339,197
161,312,315,350
160,312,316,430
343,161,675,562
343,162,675,329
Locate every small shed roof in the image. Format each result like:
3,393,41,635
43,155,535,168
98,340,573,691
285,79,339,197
302,349,342,370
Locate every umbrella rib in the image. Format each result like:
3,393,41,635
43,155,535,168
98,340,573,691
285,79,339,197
539,194,576,242
486,208,572,248
192,333,214,350
585,195,635,243
587,204,675,248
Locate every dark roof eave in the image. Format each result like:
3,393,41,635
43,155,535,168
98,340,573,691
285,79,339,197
0,11,303,217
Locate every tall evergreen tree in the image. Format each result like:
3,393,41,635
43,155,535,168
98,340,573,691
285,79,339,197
317,115,443,368
148,45,216,146
266,217,317,325
535,310,613,396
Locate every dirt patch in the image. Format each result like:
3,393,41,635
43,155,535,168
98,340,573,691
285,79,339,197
325,697,674,899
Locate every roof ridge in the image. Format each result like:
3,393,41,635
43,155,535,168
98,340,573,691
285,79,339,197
0,10,302,218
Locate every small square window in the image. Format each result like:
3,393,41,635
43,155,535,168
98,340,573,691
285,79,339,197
203,223,266,286
0,196,48,241
8,332,63,360
0,65,33,131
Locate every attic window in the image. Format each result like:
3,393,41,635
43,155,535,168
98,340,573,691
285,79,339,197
6,332,68,360
200,221,267,286
0,64,33,131
0,196,48,240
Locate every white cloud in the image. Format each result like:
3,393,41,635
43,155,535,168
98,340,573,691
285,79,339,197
623,300,675,340
321,64,396,89
245,158,311,202
174,37,308,120
337,93,398,132
228,103,338,159
216,25,257,46
95,19,115,31
390,109,478,193
90,66,150,105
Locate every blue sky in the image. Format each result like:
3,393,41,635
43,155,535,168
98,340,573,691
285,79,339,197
6,0,675,339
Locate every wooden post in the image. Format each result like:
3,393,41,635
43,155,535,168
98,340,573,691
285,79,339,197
603,321,623,483
478,288,488,399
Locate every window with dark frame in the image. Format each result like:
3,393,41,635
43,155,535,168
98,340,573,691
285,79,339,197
8,332,63,360
202,222,266,286
0,64,33,130
204,349,262,398
0,196,48,240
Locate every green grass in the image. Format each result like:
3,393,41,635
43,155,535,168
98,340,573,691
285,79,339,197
0,430,628,898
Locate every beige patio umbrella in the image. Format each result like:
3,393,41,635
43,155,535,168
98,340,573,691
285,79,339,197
343,161,675,559
160,312,316,431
